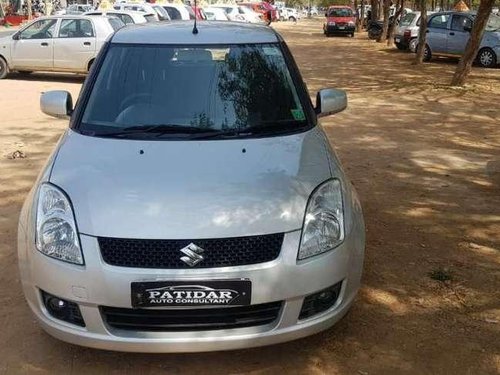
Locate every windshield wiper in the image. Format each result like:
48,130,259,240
190,121,307,140
95,124,219,138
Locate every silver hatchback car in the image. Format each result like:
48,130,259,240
18,21,365,352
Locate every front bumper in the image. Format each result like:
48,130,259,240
18,226,364,352
324,25,355,34
394,34,409,47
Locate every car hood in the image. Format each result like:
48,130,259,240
49,128,332,239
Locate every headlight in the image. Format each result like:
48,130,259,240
36,183,83,265
348,21,355,26
298,179,344,260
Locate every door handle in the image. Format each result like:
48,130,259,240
83,42,91,46
449,32,455,36
41,42,49,46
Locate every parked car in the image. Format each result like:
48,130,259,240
280,7,300,22
203,7,229,21
423,11,500,68
63,4,93,15
18,21,365,353
240,2,277,23
212,4,264,24
113,3,169,21
84,10,152,25
0,15,122,78
394,11,435,51
324,6,356,37
161,4,191,21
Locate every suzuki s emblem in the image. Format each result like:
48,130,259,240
180,243,205,267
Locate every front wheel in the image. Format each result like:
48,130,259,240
423,44,432,62
477,48,497,68
0,57,8,79
288,16,296,22
409,38,418,53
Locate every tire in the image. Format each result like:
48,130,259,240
477,48,497,68
87,58,95,72
423,44,432,62
0,57,8,79
350,33,355,37
395,42,405,50
288,16,296,22
409,38,418,53
279,16,284,21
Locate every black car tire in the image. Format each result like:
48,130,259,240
476,48,497,68
288,16,296,22
0,57,8,79
423,45,432,62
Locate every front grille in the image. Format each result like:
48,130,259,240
98,233,284,269
101,302,283,331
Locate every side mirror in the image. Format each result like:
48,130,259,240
40,90,73,118
315,88,347,117
464,25,472,32
12,32,20,40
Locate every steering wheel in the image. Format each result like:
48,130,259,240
118,93,153,113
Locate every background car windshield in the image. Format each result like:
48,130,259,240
81,43,307,135
328,8,353,17
399,13,416,26
486,14,500,31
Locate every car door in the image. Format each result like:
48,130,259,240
10,18,57,70
426,13,451,54
53,18,96,71
447,14,473,55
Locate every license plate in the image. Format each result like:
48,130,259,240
339,26,345,30
131,280,251,307
395,37,401,42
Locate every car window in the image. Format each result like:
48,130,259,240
20,19,57,39
485,13,500,31
451,15,472,31
399,13,416,27
110,13,134,25
429,14,450,29
144,14,157,22
59,19,94,38
81,44,308,138
164,6,182,20
107,17,125,31
328,8,353,17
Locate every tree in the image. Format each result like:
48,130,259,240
378,0,391,42
414,0,428,64
450,0,496,86
387,0,405,46
370,0,379,21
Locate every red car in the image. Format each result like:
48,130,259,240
324,6,356,37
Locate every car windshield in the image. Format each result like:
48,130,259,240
399,13,416,26
328,8,353,17
80,43,308,138
486,13,500,31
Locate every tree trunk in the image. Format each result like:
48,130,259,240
370,0,379,21
27,0,32,19
414,0,428,64
450,0,496,86
378,0,391,42
355,0,360,32
387,0,405,46
360,0,366,29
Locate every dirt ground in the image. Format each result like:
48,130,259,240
0,18,499,374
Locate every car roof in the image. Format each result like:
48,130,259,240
328,5,352,8
431,10,476,16
111,21,281,44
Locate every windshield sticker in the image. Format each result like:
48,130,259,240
262,47,281,56
291,109,306,121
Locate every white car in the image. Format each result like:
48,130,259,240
203,7,229,21
212,4,263,24
84,10,152,24
113,3,169,21
63,4,93,15
161,4,191,20
0,15,122,78
280,7,300,22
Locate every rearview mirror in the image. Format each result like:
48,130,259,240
40,90,73,118
315,89,347,117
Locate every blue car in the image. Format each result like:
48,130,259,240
423,11,500,68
